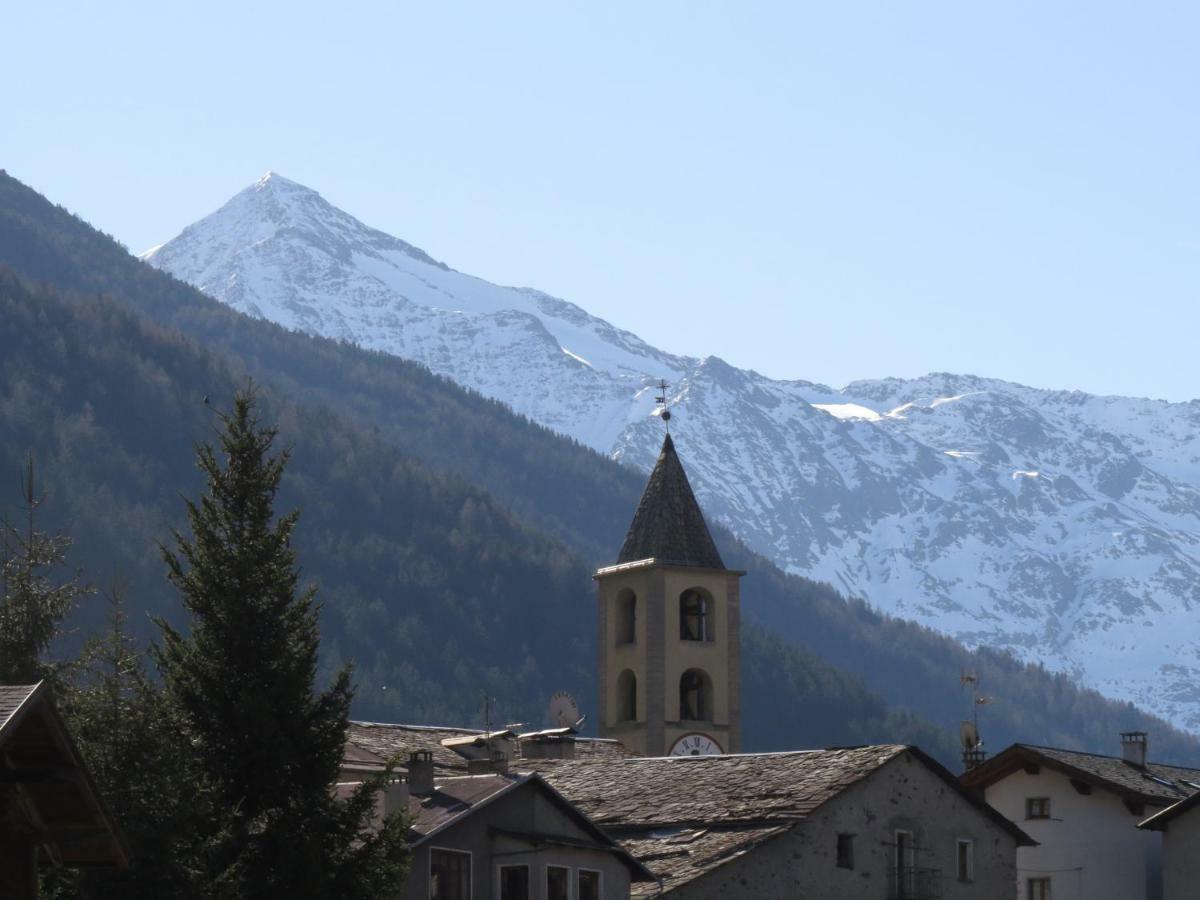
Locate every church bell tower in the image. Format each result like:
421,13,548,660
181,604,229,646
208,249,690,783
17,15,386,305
596,423,743,757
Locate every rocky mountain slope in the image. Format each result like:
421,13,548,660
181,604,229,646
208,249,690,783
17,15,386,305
145,173,1200,729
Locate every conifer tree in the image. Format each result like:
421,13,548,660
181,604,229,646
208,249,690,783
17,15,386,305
0,454,88,684
54,589,197,900
155,389,406,899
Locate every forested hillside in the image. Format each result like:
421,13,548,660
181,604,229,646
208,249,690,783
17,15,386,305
1,170,1196,765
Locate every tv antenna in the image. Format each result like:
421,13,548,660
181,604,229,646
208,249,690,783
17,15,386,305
959,671,991,752
654,379,672,430
548,691,585,730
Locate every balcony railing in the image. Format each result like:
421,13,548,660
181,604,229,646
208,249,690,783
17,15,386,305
887,866,942,900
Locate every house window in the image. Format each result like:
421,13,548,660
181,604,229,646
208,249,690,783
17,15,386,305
836,833,855,869
1027,877,1052,900
578,869,601,900
499,864,529,900
430,848,471,900
617,669,637,722
546,865,570,900
617,588,637,644
679,589,710,641
956,839,974,882
679,669,711,721
1026,797,1051,820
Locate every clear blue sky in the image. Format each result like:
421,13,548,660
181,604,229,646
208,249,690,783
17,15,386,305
4,2,1196,399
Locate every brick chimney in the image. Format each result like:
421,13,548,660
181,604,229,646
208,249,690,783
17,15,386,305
407,750,435,794
1121,731,1148,768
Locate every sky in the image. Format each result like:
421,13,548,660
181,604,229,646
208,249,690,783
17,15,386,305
3,2,1197,399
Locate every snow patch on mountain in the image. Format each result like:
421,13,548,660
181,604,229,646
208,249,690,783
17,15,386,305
144,173,1200,731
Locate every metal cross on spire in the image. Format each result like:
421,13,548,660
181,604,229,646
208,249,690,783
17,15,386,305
654,378,672,431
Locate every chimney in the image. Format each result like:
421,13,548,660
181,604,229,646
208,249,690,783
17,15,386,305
1121,732,1148,768
407,750,435,794
962,748,987,772
520,733,576,761
467,750,509,775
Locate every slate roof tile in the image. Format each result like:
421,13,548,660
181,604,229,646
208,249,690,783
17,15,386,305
617,434,724,569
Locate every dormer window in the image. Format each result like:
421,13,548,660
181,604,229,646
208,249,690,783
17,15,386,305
680,589,711,641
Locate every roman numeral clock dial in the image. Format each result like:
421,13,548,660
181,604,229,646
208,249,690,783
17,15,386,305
669,733,723,756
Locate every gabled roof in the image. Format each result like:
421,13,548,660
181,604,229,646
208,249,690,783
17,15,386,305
534,745,1031,895
535,744,1032,844
0,682,130,868
539,746,911,828
1139,790,1200,831
407,772,654,882
961,743,1200,806
616,434,724,569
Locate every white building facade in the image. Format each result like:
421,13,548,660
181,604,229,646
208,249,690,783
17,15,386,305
962,735,1200,900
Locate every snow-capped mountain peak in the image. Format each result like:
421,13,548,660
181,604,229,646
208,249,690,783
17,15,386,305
145,174,1200,732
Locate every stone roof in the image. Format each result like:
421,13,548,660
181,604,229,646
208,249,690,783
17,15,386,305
407,773,520,838
616,434,724,569
532,745,1032,893
621,825,791,898
536,746,910,828
962,743,1200,806
348,723,478,774
347,721,632,774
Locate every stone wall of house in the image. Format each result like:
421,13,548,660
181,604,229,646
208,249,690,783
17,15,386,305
666,750,1020,899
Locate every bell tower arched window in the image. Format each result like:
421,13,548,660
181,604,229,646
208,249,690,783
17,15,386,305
679,589,711,642
679,669,712,721
616,588,637,645
617,669,637,722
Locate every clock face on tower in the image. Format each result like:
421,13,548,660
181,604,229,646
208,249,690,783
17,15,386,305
669,733,723,756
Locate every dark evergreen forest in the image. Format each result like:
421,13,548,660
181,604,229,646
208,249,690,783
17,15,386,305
1,169,1196,767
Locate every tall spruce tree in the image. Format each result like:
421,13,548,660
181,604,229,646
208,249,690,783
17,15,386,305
155,390,406,898
0,454,89,684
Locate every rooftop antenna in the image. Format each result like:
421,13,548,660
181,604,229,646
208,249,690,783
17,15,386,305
655,379,672,432
960,671,991,771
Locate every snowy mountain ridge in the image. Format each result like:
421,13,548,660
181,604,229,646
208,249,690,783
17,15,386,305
144,172,1200,730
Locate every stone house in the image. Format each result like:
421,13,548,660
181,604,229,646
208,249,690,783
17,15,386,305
343,730,1031,898
537,744,1033,899
961,733,1200,900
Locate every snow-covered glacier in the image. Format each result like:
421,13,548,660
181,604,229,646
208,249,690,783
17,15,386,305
144,172,1200,730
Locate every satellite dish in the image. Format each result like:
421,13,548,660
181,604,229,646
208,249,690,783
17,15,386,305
548,691,582,729
961,720,980,751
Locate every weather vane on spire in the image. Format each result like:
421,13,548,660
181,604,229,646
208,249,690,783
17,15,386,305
655,378,672,431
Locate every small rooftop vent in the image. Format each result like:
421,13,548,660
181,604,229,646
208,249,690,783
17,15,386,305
1121,731,1148,769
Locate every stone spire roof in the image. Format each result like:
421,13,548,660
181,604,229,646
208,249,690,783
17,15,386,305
617,434,724,569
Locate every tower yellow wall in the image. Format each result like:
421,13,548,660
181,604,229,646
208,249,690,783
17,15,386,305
596,560,742,757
